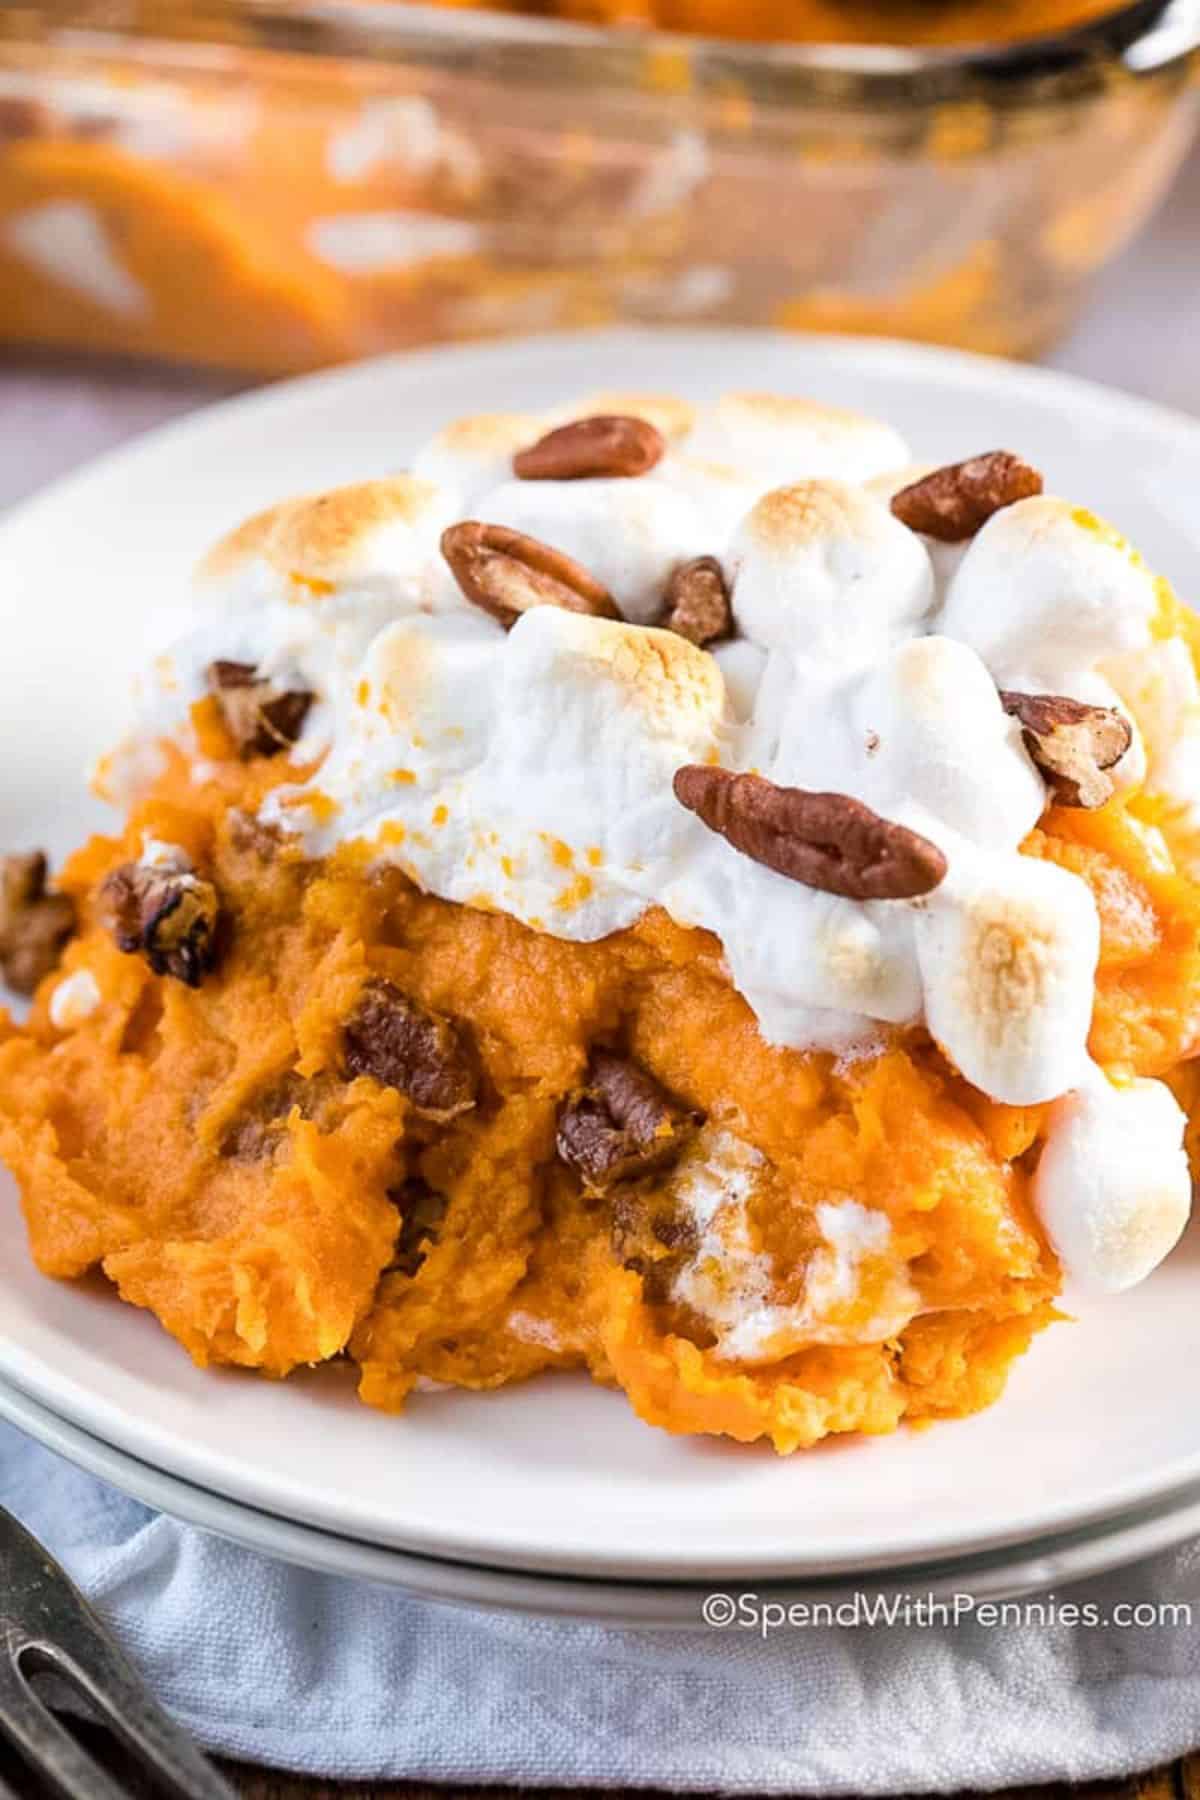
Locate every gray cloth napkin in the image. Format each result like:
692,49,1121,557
2,152,1199,1789
3,1420,1200,1788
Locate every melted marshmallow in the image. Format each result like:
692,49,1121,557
123,389,1200,1292
670,1129,919,1361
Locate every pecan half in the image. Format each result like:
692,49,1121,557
513,415,665,481
102,852,220,987
207,660,314,759
1000,690,1132,809
674,766,948,900
890,451,1043,542
387,1178,450,1278
660,556,733,647
556,1050,702,1195
0,853,76,995
441,521,619,630
344,978,476,1122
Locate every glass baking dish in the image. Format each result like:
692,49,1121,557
0,0,1197,376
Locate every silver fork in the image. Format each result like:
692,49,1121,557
0,1502,236,1798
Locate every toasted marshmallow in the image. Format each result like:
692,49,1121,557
711,860,921,1035
784,637,1043,853
1034,1072,1192,1294
654,453,763,541
135,477,461,769
915,850,1099,1105
551,391,696,443
939,497,1160,683
472,476,708,624
685,393,910,486
482,609,725,886
197,476,452,603
728,481,934,661
119,389,1200,1296
326,611,500,806
864,463,970,599
410,413,545,509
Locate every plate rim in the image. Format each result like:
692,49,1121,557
6,1369,1200,1627
4,325,1200,1584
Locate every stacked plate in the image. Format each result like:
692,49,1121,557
3,331,1200,1625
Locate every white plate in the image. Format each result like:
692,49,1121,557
8,1370,1200,1626
3,328,1200,1586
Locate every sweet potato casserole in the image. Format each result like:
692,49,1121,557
3,390,1200,1451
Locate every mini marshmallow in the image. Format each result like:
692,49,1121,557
830,637,1046,850
550,391,697,443
197,476,454,606
120,390,1200,1309
938,497,1160,683
728,481,934,661
1034,1071,1191,1294
714,858,922,1031
484,609,725,874
472,476,709,624
139,477,462,767
49,968,101,1030
864,463,969,598
654,453,764,541
685,392,910,486
410,413,546,509
914,848,1099,1105
343,612,499,783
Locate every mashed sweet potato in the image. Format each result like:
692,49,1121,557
3,707,1199,1451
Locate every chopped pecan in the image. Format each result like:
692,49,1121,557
610,1186,698,1304
1000,690,1132,809
207,660,313,759
344,979,476,1122
220,1071,343,1160
660,556,733,647
441,521,619,630
0,853,76,995
513,415,665,481
556,1050,702,1194
102,851,220,987
674,766,948,900
890,451,1043,542
387,1179,450,1277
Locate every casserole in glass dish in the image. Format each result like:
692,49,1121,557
0,0,1197,374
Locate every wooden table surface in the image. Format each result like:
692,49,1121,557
217,1759,1200,1800
33,1732,1196,1800
14,1728,1197,1800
